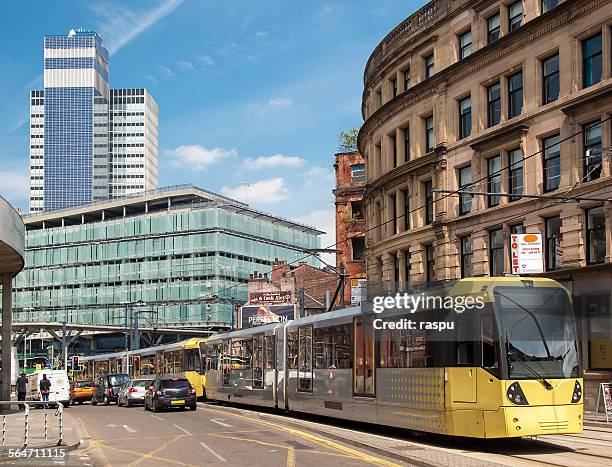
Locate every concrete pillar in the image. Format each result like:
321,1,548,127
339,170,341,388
381,253,394,294
1,274,13,404
397,250,406,292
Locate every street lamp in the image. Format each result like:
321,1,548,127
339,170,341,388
123,300,146,351
200,293,237,330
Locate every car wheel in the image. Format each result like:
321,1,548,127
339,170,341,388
91,398,98,406
62,401,70,408
189,405,196,412
103,396,110,406
78,401,84,405
125,400,130,408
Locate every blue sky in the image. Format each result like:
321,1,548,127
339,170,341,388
0,0,424,249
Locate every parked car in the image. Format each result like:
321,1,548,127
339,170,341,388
144,377,197,412
91,373,130,405
70,379,94,404
26,370,71,408
118,378,153,407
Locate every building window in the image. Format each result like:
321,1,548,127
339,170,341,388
587,206,606,264
487,155,502,207
424,180,434,225
542,54,560,104
390,192,398,235
459,165,473,215
403,127,410,162
405,250,411,290
390,134,397,168
391,78,397,98
487,82,501,127
403,69,411,91
459,30,472,59
541,0,558,13
545,216,562,271
489,229,504,276
582,34,602,88
543,134,561,191
508,1,522,31
403,189,410,231
459,96,472,139
510,223,525,235
425,245,435,285
584,121,602,182
351,164,366,183
425,115,434,153
424,54,434,79
487,14,501,44
460,236,473,278
508,148,523,202
508,71,523,119
351,237,365,261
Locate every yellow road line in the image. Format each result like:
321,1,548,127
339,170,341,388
75,415,111,467
128,434,188,466
101,442,195,467
202,405,401,467
286,446,295,467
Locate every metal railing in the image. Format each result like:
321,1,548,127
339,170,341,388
0,402,63,449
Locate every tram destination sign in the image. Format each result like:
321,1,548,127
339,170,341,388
239,304,296,328
510,233,544,274
248,291,292,304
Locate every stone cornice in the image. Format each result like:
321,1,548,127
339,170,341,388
358,0,603,154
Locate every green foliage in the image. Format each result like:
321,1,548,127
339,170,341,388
338,126,361,152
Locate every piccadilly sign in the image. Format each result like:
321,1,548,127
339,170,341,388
510,233,544,274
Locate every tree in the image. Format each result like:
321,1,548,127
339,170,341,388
337,126,361,152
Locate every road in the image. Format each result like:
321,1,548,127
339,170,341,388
32,401,612,466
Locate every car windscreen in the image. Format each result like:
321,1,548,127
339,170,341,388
76,381,93,388
161,379,190,389
134,380,153,387
109,375,130,386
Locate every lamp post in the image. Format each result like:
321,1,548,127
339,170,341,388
124,300,146,351
201,294,237,330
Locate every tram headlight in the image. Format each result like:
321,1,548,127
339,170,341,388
507,382,529,405
571,380,582,403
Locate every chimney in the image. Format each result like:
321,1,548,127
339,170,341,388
272,259,290,285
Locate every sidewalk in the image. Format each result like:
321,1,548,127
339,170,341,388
584,411,612,429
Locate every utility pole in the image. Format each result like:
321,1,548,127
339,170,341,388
298,288,305,318
124,302,129,351
61,322,67,372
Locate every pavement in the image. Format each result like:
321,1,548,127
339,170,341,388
3,402,611,466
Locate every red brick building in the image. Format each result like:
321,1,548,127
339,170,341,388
333,151,367,305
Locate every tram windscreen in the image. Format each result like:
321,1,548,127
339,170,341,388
494,286,579,379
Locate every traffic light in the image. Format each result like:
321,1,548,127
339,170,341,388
72,355,80,371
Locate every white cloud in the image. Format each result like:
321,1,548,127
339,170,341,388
254,30,268,38
221,178,290,204
302,166,335,183
145,74,160,84
167,145,237,170
197,55,215,66
244,154,304,170
92,0,184,55
322,4,334,14
0,170,29,202
296,208,336,267
160,65,175,78
268,98,292,107
176,60,194,71
5,115,27,134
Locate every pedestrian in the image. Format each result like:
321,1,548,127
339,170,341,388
16,372,28,410
39,374,51,408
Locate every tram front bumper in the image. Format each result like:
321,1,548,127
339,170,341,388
484,404,583,437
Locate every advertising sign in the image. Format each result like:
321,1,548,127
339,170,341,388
249,291,292,304
240,304,296,328
350,279,367,305
510,233,544,274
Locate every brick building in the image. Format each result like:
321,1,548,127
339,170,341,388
333,151,367,305
240,259,341,326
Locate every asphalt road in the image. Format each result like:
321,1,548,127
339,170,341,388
68,401,406,466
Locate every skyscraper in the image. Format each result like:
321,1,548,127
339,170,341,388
28,29,158,213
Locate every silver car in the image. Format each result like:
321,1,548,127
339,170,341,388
117,378,153,407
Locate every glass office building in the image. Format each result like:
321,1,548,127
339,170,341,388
14,185,322,330
29,30,159,213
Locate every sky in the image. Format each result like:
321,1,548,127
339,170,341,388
0,0,425,254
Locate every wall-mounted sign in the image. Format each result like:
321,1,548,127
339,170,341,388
249,291,292,304
350,279,367,305
510,233,544,274
240,304,296,328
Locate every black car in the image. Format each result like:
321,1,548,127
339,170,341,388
91,373,130,405
144,377,197,412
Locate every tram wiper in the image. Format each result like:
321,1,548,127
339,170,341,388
507,346,553,390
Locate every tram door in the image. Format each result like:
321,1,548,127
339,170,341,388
354,317,375,396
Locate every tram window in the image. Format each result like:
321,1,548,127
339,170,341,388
208,344,220,371
314,324,353,369
231,338,252,371
264,336,275,371
253,334,264,389
481,314,499,372
222,341,231,386
287,331,298,370
379,328,426,368
354,317,375,396
456,310,476,365
185,349,199,372
298,326,313,392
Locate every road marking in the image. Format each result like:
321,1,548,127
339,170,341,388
100,441,193,466
210,418,232,428
286,446,295,467
75,415,112,467
173,424,194,436
202,405,401,467
122,424,137,433
151,415,165,421
127,434,189,466
200,441,227,463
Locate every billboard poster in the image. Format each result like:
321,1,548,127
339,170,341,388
249,291,292,304
240,304,296,328
350,279,367,305
510,233,544,274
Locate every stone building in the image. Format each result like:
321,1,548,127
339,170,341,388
333,151,367,305
358,0,612,409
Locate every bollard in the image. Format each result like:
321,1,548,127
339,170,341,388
2,415,5,446
23,404,29,449
44,411,48,440
57,403,63,446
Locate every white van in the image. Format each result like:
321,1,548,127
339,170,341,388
26,370,71,407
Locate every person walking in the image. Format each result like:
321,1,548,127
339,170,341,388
16,372,28,410
39,374,51,408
